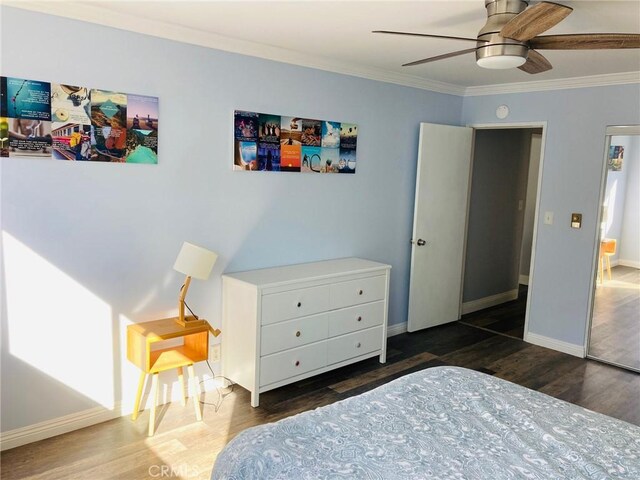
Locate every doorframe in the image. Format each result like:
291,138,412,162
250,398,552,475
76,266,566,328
465,121,548,344
584,124,640,372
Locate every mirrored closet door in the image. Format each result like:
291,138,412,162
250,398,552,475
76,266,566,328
587,126,640,372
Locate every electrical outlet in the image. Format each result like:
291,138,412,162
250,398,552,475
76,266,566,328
210,344,221,363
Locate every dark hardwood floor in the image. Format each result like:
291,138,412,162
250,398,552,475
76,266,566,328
459,284,528,339
589,265,640,370
2,321,639,480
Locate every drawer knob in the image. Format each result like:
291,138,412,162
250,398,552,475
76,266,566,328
357,316,362,322
295,360,300,367
295,331,301,337
356,342,361,348
297,302,302,308
358,290,363,295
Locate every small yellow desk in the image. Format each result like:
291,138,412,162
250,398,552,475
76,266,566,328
127,317,209,435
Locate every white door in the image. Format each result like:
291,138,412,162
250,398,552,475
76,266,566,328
408,123,474,332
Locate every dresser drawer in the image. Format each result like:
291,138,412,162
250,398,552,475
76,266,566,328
328,301,384,337
261,313,329,356
261,285,330,325
327,326,383,365
330,275,386,309
260,341,327,386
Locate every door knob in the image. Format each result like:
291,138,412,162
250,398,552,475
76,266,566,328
417,239,426,246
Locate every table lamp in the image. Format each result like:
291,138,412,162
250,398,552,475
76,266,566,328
173,242,220,335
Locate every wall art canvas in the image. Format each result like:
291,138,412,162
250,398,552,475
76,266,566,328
51,84,91,160
280,116,302,146
1,76,158,163
125,94,158,164
234,110,357,174
608,145,624,171
3,77,52,158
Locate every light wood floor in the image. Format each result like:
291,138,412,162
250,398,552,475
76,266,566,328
589,265,640,370
2,322,639,480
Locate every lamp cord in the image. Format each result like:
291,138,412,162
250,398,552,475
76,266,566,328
198,360,235,412
180,285,235,411
183,300,198,319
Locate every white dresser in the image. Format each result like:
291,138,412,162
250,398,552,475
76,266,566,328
221,257,391,407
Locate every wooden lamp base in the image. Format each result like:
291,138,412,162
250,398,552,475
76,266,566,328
175,314,209,328
174,316,222,338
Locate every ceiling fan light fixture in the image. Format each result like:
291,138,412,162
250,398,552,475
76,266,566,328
476,42,529,69
477,54,527,69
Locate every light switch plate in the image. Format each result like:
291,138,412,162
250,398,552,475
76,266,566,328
544,211,554,225
571,213,582,229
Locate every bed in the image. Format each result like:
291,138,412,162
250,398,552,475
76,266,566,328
211,366,640,479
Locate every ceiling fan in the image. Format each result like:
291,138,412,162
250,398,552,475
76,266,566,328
373,0,640,73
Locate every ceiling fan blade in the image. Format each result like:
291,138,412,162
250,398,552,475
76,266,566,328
501,2,573,41
402,48,477,67
518,50,553,74
530,33,640,50
373,30,488,43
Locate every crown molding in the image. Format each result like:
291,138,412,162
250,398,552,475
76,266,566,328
1,1,466,97
3,2,638,98
464,71,640,96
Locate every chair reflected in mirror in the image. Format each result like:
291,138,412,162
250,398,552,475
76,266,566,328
598,238,617,283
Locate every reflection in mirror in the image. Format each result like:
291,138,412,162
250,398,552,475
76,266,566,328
588,133,640,372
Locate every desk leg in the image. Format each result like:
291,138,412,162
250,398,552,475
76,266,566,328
187,365,202,421
177,367,186,407
606,255,612,281
132,371,146,421
148,373,159,436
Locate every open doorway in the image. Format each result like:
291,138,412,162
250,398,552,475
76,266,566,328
459,127,543,339
587,129,640,372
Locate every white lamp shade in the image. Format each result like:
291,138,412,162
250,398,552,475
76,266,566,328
173,242,218,280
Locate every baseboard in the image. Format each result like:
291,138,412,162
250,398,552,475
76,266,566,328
0,375,221,452
387,322,407,337
619,259,640,269
0,404,122,452
524,332,585,358
519,275,529,285
461,289,519,315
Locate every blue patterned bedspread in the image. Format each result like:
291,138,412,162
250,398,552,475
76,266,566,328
212,367,640,479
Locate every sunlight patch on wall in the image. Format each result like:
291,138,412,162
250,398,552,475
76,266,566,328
3,231,115,408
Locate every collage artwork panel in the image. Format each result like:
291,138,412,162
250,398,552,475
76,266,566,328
1,76,158,163
234,110,357,173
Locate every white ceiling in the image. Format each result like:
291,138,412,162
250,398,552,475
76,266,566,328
6,0,640,92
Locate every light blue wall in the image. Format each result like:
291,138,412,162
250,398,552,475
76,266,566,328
462,85,640,346
603,135,632,263
617,135,640,265
0,7,462,431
